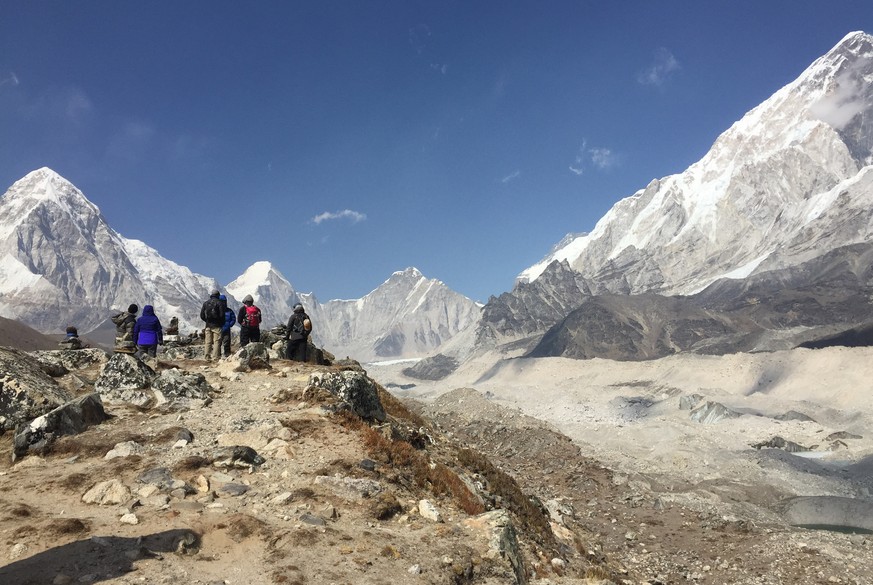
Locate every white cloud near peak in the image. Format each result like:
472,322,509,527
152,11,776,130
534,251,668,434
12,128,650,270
637,48,680,86
311,209,367,225
570,140,619,176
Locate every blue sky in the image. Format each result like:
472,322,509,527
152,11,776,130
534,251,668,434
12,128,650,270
1,2,871,303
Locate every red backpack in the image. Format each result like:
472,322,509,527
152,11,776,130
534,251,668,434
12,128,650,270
245,305,261,327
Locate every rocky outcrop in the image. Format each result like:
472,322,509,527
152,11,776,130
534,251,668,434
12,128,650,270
0,347,72,432
402,354,459,381
308,371,386,421
13,393,108,459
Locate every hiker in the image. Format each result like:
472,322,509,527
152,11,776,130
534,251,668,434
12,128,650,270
200,290,225,362
58,325,83,350
285,303,312,362
236,294,262,347
133,305,163,358
111,304,138,353
219,294,236,357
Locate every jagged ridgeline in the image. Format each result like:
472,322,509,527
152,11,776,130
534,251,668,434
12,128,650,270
478,31,873,360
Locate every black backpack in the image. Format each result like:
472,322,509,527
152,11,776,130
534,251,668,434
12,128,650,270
205,298,223,322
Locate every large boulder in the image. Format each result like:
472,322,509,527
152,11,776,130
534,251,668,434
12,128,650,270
30,348,109,376
13,393,108,459
151,369,213,410
308,371,386,421
94,353,156,407
0,347,72,432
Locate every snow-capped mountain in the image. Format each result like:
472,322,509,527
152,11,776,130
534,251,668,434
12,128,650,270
302,268,482,361
519,31,873,298
0,168,222,333
226,261,301,329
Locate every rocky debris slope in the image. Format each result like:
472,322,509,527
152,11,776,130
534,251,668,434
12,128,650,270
418,387,873,585
0,347,629,585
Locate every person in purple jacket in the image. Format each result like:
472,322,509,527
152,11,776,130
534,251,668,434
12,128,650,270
133,304,163,358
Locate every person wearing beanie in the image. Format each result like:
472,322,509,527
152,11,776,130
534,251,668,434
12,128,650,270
285,303,312,362
200,290,225,362
236,294,262,347
133,305,163,358
58,325,83,350
111,303,139,353
218,294,236,357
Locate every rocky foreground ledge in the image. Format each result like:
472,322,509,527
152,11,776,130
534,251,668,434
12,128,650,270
1,344,872,584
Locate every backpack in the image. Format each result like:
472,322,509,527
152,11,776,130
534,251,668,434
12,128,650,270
289,313,311,339
206,298,223,322
245,305,261,327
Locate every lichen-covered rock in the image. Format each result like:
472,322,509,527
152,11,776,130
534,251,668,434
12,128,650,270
308,370,386,421
151,368,213,410
94,353,156,406
0,347,72,432
30,348,109,376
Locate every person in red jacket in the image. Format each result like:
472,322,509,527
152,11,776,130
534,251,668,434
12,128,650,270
236,294,262,347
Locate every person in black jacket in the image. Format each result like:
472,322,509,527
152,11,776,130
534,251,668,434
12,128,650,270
285,303,312,361
200,290,225,362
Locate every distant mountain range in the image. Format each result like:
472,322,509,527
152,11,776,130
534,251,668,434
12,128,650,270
0,169,479,361
3,32,872,364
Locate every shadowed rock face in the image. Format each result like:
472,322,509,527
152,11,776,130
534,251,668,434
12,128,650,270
402,354,459,381
525,242,873,361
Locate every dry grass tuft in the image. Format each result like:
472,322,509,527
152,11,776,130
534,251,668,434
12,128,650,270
457,448,556,549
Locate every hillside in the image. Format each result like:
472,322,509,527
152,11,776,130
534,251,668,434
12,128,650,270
0,316,63,351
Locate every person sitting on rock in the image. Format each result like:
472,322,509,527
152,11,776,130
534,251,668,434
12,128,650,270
111,304,138,353
58,325,83,350
133,305,163,359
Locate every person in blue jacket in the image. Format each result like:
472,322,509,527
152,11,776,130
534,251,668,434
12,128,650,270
219,294,236,358
133,304,163,358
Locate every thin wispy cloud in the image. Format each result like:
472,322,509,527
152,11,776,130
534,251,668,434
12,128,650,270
0,72,19,88
408,24,431,54
311,209,367,225
570,140,619,175
501,170,521,183
589,147,617,170
637,47,680,86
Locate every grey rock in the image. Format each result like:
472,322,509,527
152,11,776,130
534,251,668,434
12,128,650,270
689,401,743,424
212,446,265,469
13,393,108,459
31,348,109,375
402,353,459,381
233,342,271,371
679,394,704,411
751,436,813,453
94,353,156,406
0,346,72,432
150,368,213,411
308,370,386,421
